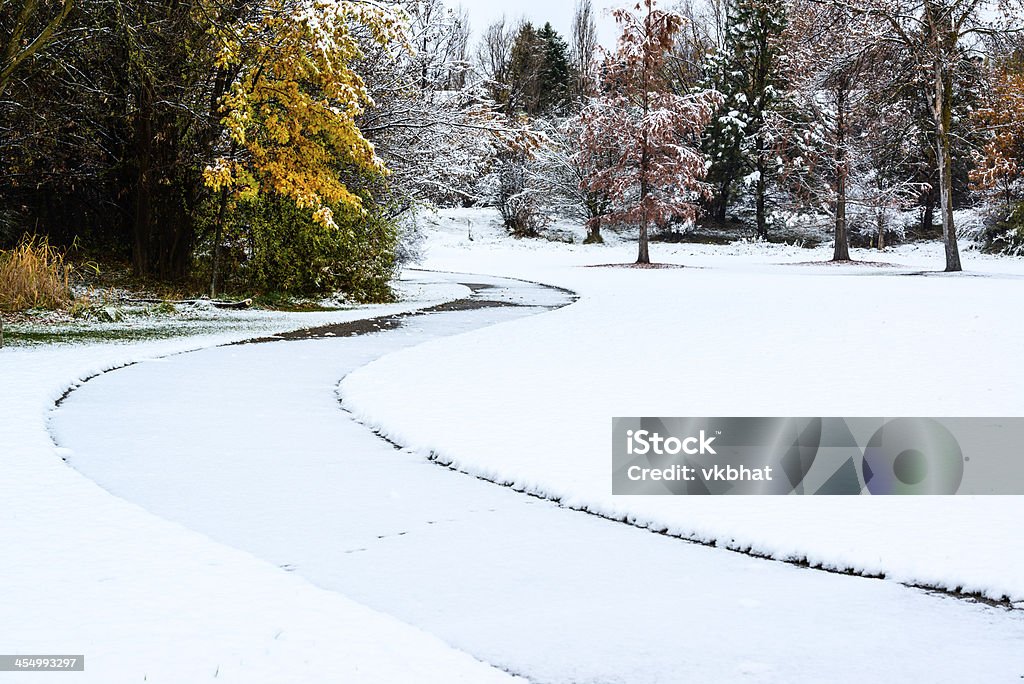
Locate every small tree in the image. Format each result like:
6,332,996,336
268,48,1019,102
784,0,919,260
570,0,600,100
204,0,406,294
535,118,612,242
579,0,719,264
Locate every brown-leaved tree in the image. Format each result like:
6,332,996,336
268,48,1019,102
579,0,719,264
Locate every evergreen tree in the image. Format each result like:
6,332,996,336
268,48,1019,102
507,22,543,116
702,0,788,237
499,21,573,118
536,23,572,115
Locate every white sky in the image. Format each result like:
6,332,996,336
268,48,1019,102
452,0,622,49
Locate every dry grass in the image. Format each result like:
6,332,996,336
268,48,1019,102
0,236,75,312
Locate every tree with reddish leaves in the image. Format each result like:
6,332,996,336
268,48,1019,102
972,59,1024,211
578,0,719,264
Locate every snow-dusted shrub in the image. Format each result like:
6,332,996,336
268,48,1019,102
847,204,914,248
485,149,544,238
952,208,988,246
395,209,427,266
982,202,1024,256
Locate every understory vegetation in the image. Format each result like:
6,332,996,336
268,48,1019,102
0,237,75,312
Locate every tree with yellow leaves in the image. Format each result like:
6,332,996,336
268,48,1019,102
202,0,407,294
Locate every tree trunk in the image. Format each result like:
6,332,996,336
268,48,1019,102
637,72,651,265
714,182,730,222
833,172,850,261
132,81,154,277
934,64,961,272
637,218,650,264
922,193,935,233
755,160,767,239
833,89,850,262
210,185,229,297
754,133,768,239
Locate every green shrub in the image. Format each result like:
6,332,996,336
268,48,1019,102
220,196,398,302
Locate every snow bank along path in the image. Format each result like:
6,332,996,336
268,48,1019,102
3,274,519,684
342,210,1024,604
51,272,1024,683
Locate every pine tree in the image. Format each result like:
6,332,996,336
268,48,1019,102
503,22,574,117
702,0,788,237
536,23,572,115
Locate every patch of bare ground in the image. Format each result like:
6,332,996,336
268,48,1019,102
583,263,687,269
785,259,900,268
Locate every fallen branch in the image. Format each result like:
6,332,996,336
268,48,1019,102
127,297,254,310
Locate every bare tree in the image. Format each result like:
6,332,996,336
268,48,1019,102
476,17,516,110
534,118,612,242
405,0,471,92
841,0,1024,271
785,0,918,260
570,0,599,98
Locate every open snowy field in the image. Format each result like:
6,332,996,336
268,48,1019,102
6,210,1024,682
0,275,519,684
46,266,1024,683
343,208,1024,603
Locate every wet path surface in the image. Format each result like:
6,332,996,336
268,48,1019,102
50,272,1024,683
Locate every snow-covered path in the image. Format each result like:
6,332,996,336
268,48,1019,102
51,273,1024,683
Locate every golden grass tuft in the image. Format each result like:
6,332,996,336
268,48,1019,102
0,236,75,312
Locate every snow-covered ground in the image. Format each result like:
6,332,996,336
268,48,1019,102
8,210,1024,682
342,208,1024,603
0,274,519,683
47,270,1024,683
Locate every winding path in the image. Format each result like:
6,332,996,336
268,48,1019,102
50,272,1024,683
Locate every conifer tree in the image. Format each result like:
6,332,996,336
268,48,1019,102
537,22,572,115
702,0,788,237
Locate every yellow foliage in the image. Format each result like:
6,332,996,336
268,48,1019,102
205,0,409,229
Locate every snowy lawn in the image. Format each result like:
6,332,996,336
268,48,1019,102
0,274,518,683
342,208,1024,603
48,269,1024,683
